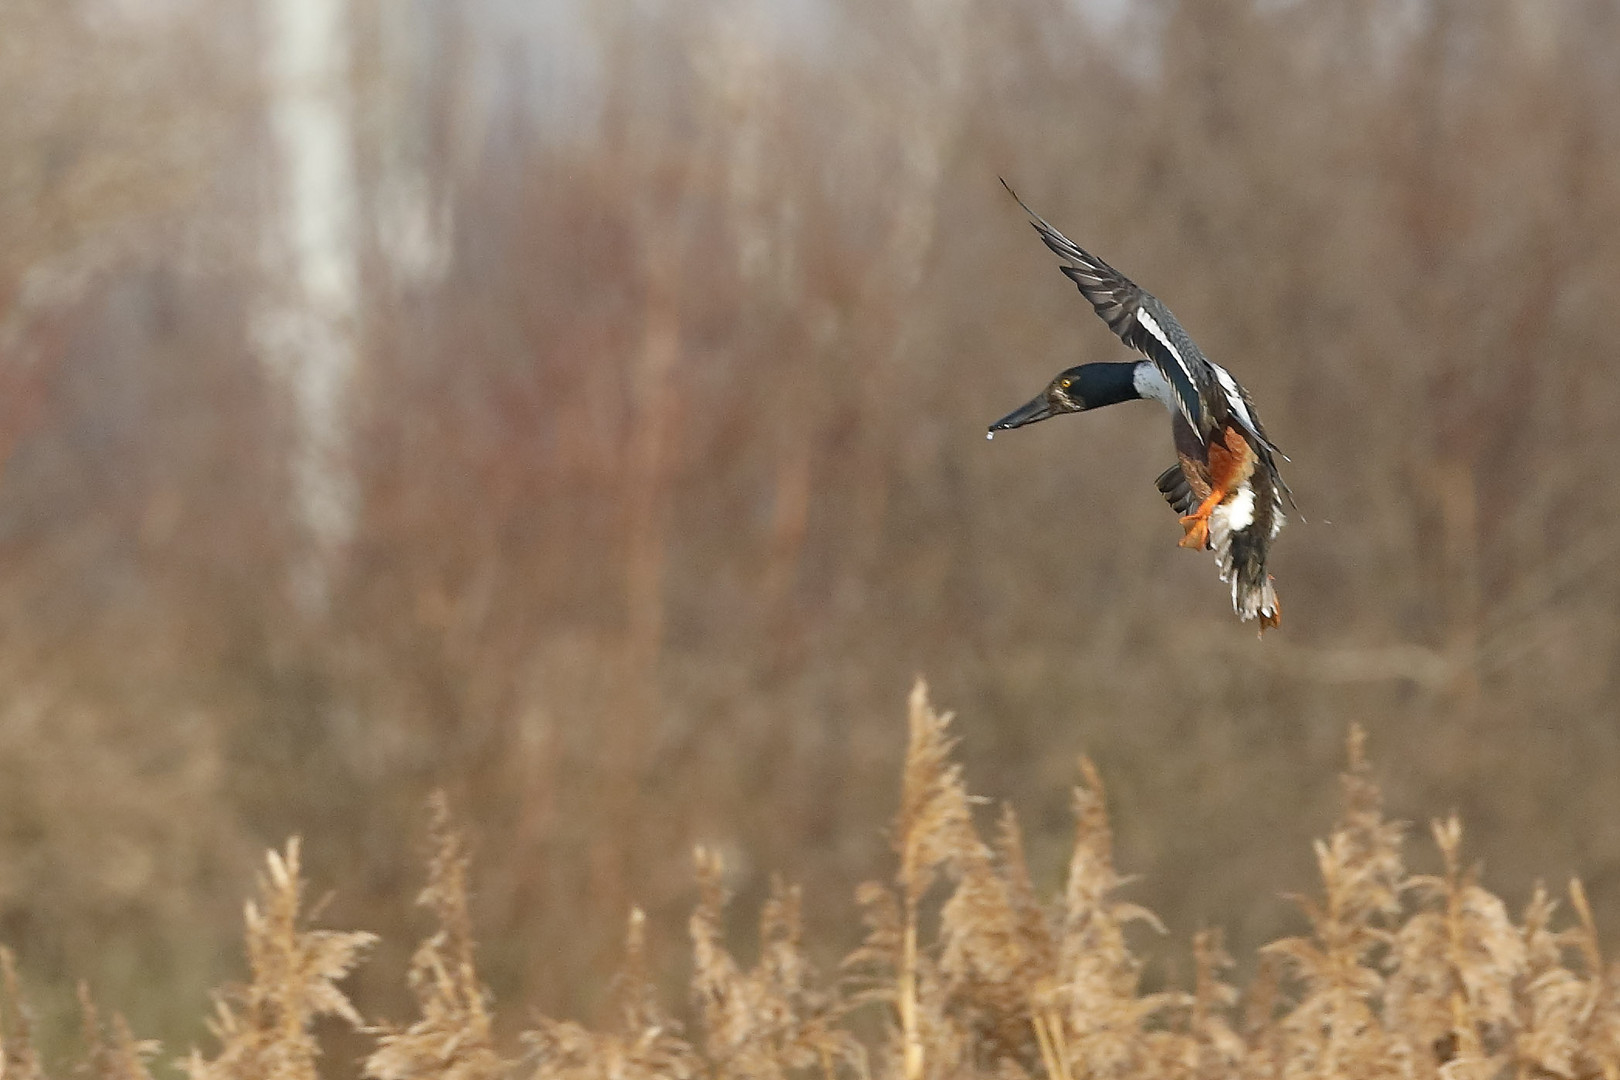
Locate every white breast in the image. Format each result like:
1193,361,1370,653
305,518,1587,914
1212,485,1256,532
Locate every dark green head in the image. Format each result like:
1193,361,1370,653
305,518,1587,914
988,362,1141,433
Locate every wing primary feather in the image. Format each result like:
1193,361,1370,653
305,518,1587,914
1001,179,1210,435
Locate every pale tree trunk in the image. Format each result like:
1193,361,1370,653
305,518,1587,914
257,0,362,615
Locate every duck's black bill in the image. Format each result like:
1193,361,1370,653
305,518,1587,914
988,395,1056,432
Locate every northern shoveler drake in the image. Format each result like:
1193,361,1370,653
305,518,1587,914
988,181,1293,631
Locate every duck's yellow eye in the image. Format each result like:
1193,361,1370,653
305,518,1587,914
1060,378,1072,389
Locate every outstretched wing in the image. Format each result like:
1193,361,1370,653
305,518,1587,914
1002,179,1217,438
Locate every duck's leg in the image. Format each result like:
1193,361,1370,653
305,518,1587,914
1178,426,1255,551
1178,499,1218,550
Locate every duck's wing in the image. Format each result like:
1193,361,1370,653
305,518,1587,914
1154,463,1199,517
1207,371,1297,513
1002,179,1217,439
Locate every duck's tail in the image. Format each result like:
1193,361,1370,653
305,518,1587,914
1230,552,1280,632
1209,478,1283,633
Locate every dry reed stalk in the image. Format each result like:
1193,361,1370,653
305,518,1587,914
1241,950,1281,1046
687,847,858,1080
0,947,45,1080
845,679,1071,1077
1029,999,1070,1080
937,797,1050,1064
893,679,966,1080
995,807,1055,974
900,917,921,1080
1387,815,1524,1078
1265,724,1405,1080
1514,884,1586,1079
366,795,505,1080
1565,881,1620,1080
524,904,697,1080
844,881,904,1011
1056,758,1177,1080
1189,930,1244,1080
76,984,158,1080
183,840,376,1080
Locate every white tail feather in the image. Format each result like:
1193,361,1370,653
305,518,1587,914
1209,480,1281,624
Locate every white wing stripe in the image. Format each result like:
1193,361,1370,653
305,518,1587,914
1133,307,1195,386
1211,364,1257,430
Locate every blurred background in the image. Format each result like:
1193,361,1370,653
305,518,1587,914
4,0,1620,1062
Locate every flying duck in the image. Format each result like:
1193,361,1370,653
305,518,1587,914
988,181,1293,631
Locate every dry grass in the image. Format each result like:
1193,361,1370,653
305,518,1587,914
182,840,375,1080
5,682,1619,1080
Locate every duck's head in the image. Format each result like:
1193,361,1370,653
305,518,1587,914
989,363,1137,433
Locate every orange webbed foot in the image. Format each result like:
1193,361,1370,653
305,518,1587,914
1178,513,1211,550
